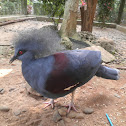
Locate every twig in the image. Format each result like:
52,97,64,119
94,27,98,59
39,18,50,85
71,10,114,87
116,67,126,70
0,17,36,26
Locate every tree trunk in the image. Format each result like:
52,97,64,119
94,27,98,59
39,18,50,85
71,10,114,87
116,0,125,24
21,0,27,15
80,0,97,32
60,0,79,37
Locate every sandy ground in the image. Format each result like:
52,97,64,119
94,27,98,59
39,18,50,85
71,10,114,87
0,20,126,126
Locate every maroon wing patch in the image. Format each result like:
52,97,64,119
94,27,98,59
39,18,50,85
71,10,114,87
45,53,78,94
52,53,68,75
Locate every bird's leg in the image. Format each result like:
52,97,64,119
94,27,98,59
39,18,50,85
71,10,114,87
44,99,55,109
67,90,78,113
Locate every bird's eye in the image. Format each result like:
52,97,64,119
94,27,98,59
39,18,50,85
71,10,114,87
19,51,23,55
18,50,26,56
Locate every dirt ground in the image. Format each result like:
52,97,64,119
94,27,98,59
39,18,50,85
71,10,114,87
0,20,126,126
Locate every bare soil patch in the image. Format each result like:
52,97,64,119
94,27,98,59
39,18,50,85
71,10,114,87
0,20,126,126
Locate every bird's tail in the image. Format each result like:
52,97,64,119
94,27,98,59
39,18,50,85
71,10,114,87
95,65,120,80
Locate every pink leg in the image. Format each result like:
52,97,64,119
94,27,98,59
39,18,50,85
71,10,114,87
44,99,55,109
67,90,78,113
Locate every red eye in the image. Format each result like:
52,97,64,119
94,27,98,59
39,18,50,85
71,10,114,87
19,51,23,55
18,50,26,56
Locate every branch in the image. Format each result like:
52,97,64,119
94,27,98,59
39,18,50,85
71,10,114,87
116,67,126,70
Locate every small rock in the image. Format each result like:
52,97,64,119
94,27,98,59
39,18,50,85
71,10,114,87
75,113,84,119
14,110,21,116
9,88,15,92
0,88,3,92
0,106,10,112
26,119,42,126
58,120,65,126
87,86,93,89
95,37,115,53
13,108,27,116
64,118,71,123
67,111,76,118
38,124,43,126
53,110,62,123
114,94,121,98
73,125,78,126
38,121,43,126
67,111,84,119
0,88,5,94
21,108,27,113
58,108,67,116
83,108,94,114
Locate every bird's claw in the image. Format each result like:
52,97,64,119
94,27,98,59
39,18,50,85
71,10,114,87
43,99,55,109
66,102,78,113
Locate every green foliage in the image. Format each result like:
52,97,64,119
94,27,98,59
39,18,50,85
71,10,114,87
33,0,66,26
27,0,33,5
96,0,126,24
42,0,65,17
97,0,115,25
0,0,21,15
41,0,66,26
33,2,46,15
0,1,15,15
109,0,120,23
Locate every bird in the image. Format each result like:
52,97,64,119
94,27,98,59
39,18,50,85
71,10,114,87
10,28,120,113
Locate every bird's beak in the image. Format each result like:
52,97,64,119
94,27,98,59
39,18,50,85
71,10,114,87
9,56,17,63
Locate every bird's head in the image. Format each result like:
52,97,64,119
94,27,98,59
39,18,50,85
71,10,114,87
10,49,27,63
10,29,45,63
10,25,65,63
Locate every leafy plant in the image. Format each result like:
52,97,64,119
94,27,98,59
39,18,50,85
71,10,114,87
0,1,15,15
0,0,22,15
97,0,115,26
41,0,66,26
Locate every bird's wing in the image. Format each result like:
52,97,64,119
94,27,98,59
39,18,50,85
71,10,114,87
44,50,101,94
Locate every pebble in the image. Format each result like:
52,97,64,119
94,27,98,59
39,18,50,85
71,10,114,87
114,94,121,98
0,106,10,112
14,110,21,116
58,108,67,116
0,88,5,94
38,121,43,126
64,118,71,123
13,108,27,116
83,107,94,114
73,125,78,126
53,110,62,123
38,124,43,126
75,113,84,119
58,120,65,126
67,111,76,118
9,88,15,92
67,111,84,119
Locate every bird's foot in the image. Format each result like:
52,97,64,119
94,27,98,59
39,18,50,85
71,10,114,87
66,102,78,113
44,99,55,109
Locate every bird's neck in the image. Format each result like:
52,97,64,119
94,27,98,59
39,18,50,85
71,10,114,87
21,52,35,64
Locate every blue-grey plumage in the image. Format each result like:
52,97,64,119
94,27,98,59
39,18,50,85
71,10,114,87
10,27,120,112
18,49,102,99
11,48,119,99
96,65,120,80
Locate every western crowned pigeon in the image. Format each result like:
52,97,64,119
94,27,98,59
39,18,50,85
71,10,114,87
10,28,120,112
